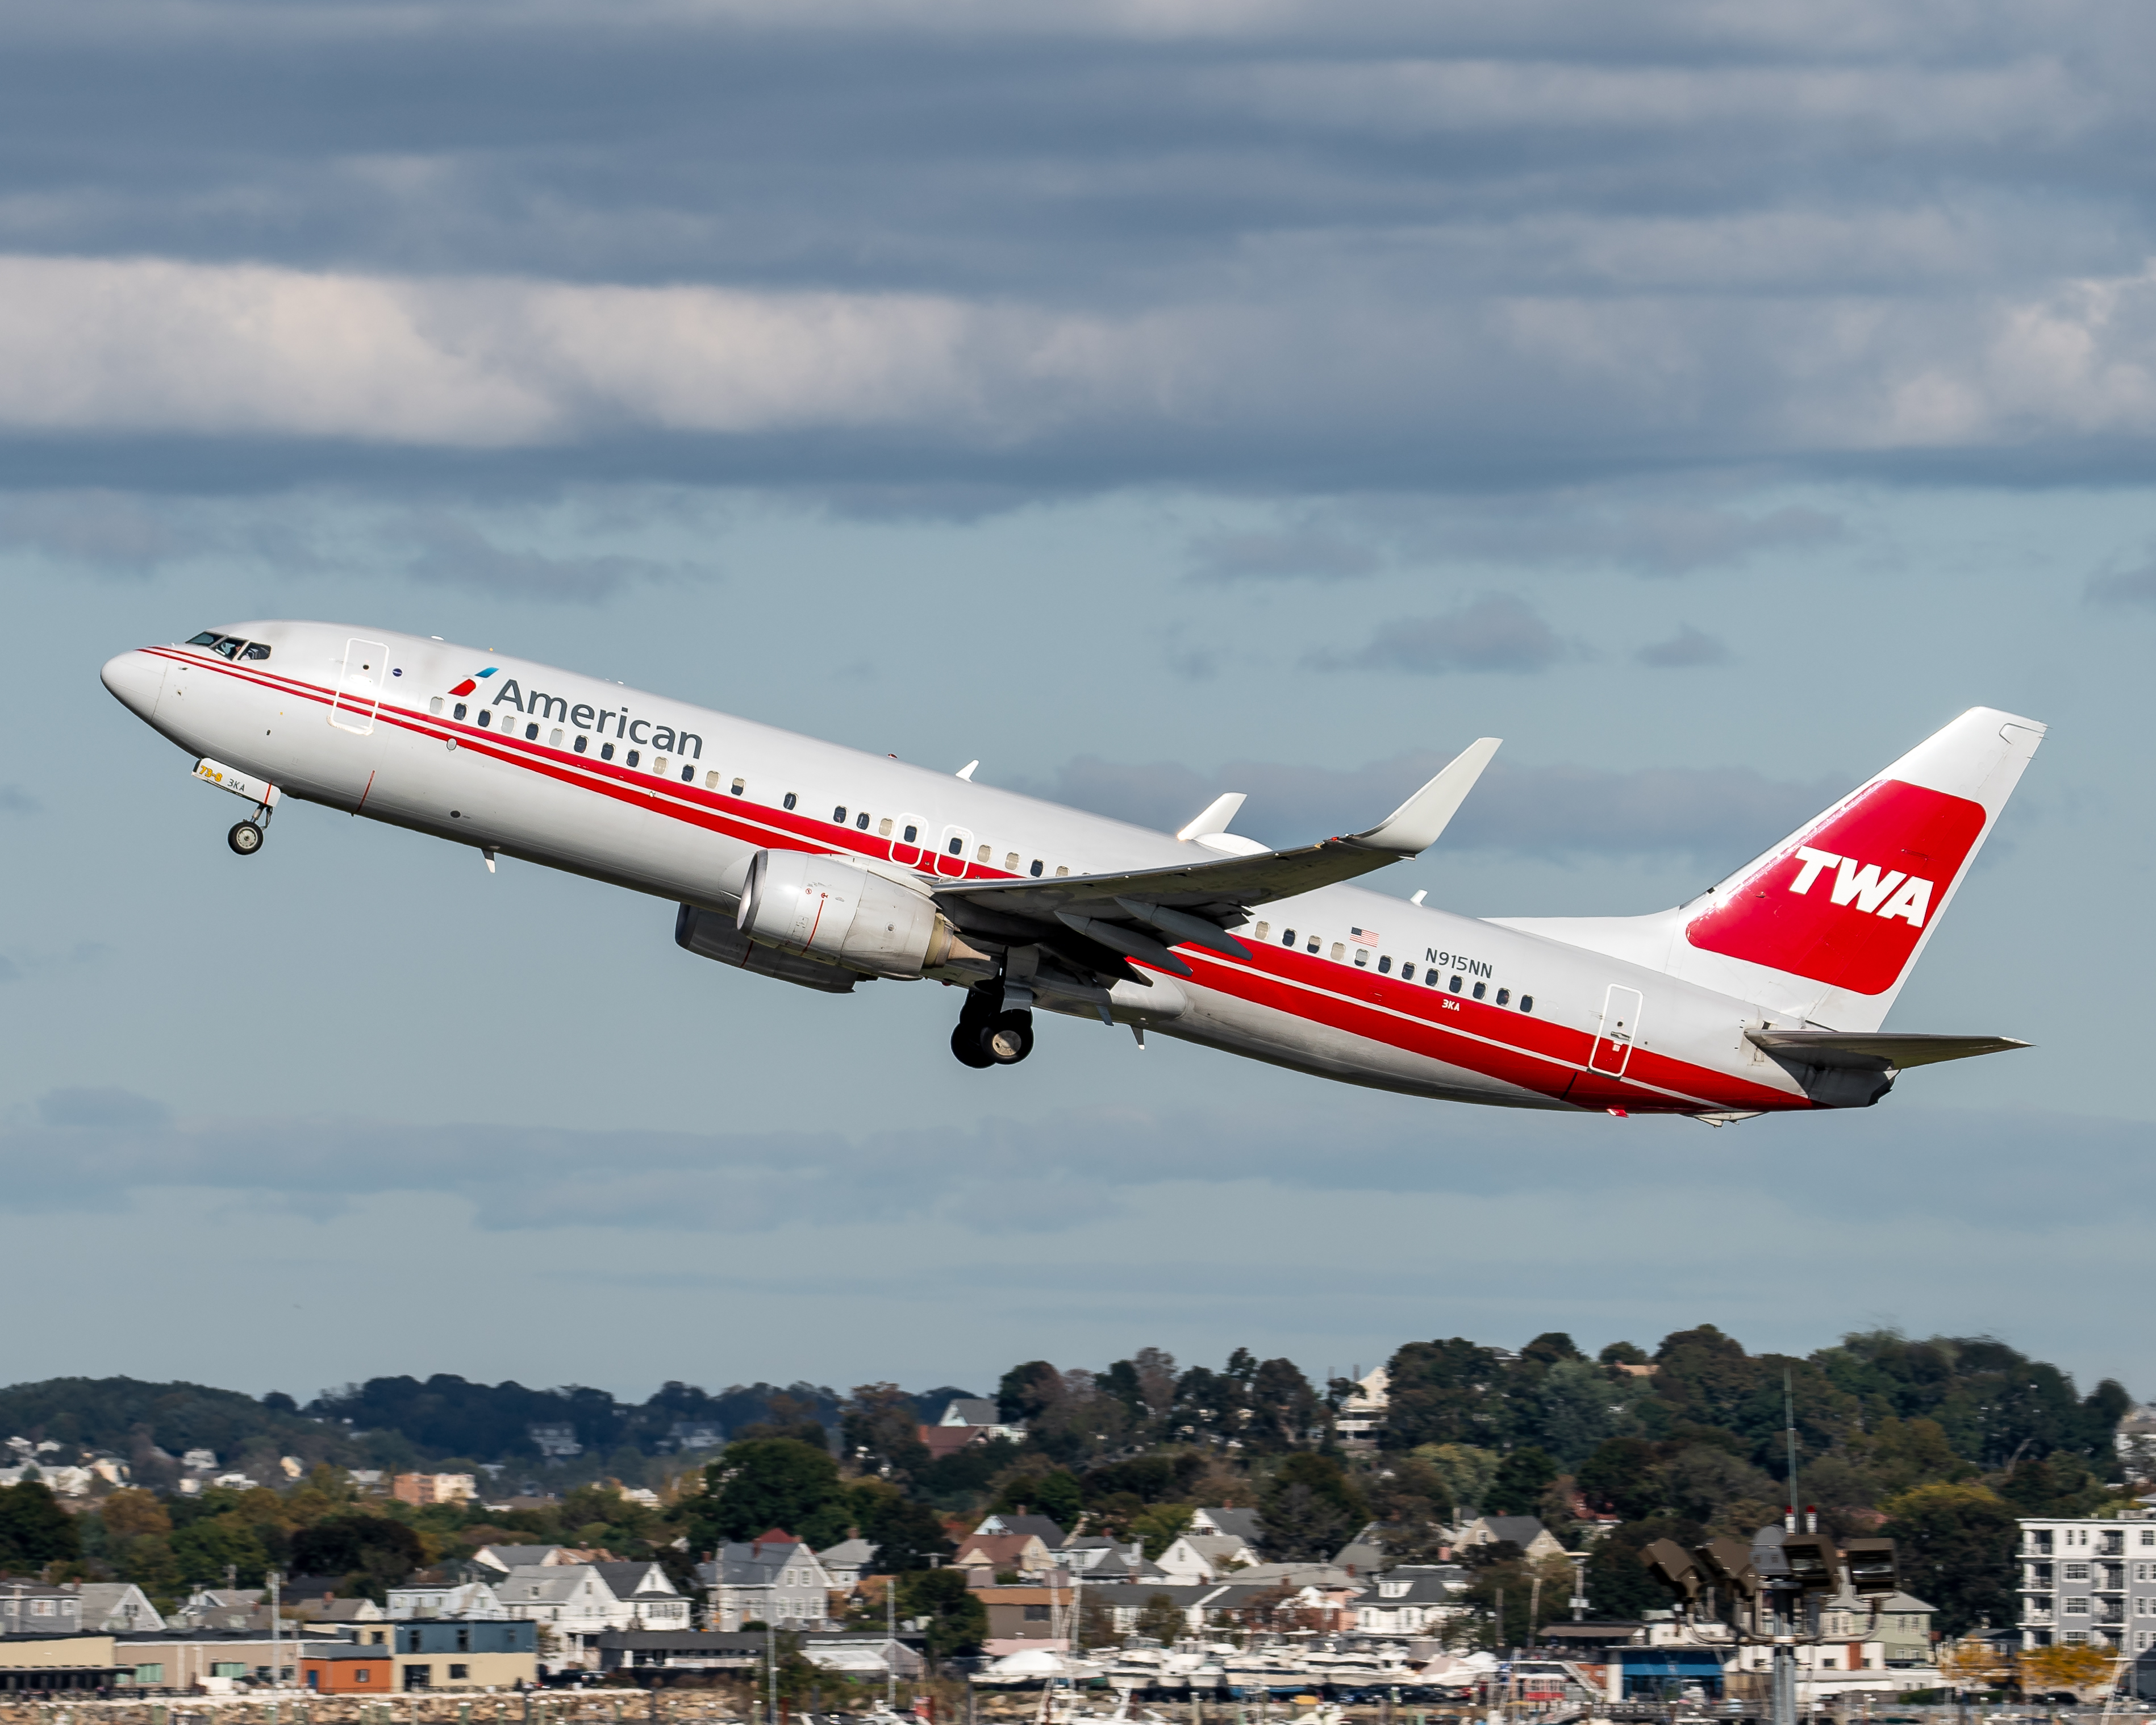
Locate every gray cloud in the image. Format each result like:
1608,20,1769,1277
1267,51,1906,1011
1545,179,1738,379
1021,749,1845,862
1186,525,1380,584
7,1088,2150,1244
0,784,39,814
1636,624,1732,667
1313,592,1566,676
2087,557,2156,607
399,512,701,602
0,5,2148,489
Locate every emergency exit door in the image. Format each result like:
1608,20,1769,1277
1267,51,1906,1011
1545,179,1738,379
1589,984,1645,1076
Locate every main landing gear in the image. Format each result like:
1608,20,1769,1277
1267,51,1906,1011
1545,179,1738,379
950,982,1034,1069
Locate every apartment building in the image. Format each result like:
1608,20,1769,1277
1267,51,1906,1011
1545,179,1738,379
2016,1513,2156,1651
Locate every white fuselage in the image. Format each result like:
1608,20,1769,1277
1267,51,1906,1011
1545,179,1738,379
101,621,1824,1116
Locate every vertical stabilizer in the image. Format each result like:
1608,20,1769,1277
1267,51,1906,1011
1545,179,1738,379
1492,708,2045,1030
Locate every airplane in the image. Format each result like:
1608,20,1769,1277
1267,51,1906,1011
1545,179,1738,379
101,622,2042,1120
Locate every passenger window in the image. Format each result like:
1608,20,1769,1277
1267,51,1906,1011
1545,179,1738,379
733,778,746,795
627,749,641,767
1449,974,1462,993
1354,948,1369,968
1281,928,1295,945
879,817,893,835
602,742,616,761
903,824,918,843
1377,955,1391,974
577,737,589,755
525,723,539,740
834,806,848,823
1254,922,1270,941
1402,963,1415,981
477,710,493,728
654,755,668,774
1520,995,1534,1014
551,728,564,747
977,844,991,864
240,643,272,661
454,703,467,720
681,765,694,782
1330,943,1345,961
705,770,718,788
947,836,964,856
858,813,871,830
429,697,444,715
1496,988,1510,1006
784,793,798,810
1006,852,1020,870
1472,980,1486,999
1054,865,1069,877
1306,936,1319,953
1029,859,1043,877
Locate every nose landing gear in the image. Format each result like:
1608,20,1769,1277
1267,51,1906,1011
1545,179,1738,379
227,817,266,855
950,984,1034,1068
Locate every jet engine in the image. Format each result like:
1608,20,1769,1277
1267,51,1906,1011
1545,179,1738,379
736,849,965,978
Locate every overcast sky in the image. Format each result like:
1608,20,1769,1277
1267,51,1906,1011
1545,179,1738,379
3,0,2153,1412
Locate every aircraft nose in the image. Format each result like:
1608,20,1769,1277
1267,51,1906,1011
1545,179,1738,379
101,649,166,722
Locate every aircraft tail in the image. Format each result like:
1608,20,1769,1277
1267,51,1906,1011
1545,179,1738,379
1494,707,2045,1030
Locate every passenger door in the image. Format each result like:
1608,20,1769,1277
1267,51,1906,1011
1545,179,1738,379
330,638,389,734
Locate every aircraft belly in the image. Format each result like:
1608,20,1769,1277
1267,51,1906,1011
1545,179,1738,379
1160,979,1578,1110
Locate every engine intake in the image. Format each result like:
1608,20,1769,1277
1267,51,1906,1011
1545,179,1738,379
736,849,962,978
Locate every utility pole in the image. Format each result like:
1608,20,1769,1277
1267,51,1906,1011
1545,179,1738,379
1774,1369,1800,1725
768,1618,778,1725
887,1578,897,1713
270,1568,282,1710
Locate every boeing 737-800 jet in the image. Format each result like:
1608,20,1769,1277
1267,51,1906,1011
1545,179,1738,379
102,623,2041,1119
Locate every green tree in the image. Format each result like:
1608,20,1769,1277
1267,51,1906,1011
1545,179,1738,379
1579,1516,1707,1620
998,1362,1063,1424
288,1513,426,1598
1487,1446,1559,1515
685,1439,852,1552
853,1485,952,1572
171,1517,271,1588
1413,1443,1500,1513
1246,1360,1319,1452
1881,1481,2019,1636
0,1482,81,1569
1135,1591,1185,1643
1384,1339,1511,1449
896,1566,986,1664
1260,1454,1369,1560
1130,1503,1194,1560
840,1384,933,1482
1578,1438,1661,1520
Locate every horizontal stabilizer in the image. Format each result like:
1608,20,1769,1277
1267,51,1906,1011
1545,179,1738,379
1745,1030,2029,1072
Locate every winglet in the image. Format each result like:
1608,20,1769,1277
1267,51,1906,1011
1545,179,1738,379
1349,739,1500,855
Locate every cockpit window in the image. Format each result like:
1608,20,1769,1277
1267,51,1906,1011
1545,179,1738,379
186,632,222,647
186,631,268,661
239,643,271,661
210,638,242,659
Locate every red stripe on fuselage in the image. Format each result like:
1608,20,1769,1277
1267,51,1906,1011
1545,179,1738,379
148,647,1809,1114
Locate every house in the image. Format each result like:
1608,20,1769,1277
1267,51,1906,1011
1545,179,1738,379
1818,1586,1936,1666
294,1599,389,1630
1331,1533,1387,1578
1188,1507,1265,1549
470,1543,577,1577
975,1513,1066,1545
818,1539,879,1589
170,1590,269,1632
116,1627,349,1691
387,1580,503,1621
302,1648,394,1693
1335,1367,1389,1445
1352,1565,1469,1635
392,1472,477,1506
1454,1515,1566,1563
0,1633,125,1695
592,1562,693,1631
494,1565,631,1666
72,1583,164,1634
936,1398,1026,1440
0,1588,84,1636
1054,1538,1164,1584
954,1532,1055,1581
977,1582,1072,1656
1155,1534,1258,1584
699,1531,835,1631
391,1619,541,1690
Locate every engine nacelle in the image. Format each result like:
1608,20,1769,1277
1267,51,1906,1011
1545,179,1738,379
736,849,961,978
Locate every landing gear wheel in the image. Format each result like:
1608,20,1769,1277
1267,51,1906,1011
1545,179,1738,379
227,821,265,856
950,1024,995,1069
983,1010,1034,1065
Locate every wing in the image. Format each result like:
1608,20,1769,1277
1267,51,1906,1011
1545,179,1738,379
933,739,1499,981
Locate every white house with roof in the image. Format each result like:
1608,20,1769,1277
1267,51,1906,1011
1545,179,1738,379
1188,1508,1266,1549
698,1533,836,1631
1353,1565,1470,1635
387,1580,507,1620
1335,1368,1389,1445
1155,1533,1260,1584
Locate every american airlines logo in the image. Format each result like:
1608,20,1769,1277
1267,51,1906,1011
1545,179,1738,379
1786,845,1933,927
